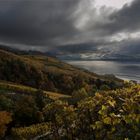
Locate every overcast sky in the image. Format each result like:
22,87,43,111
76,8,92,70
0,0,140,57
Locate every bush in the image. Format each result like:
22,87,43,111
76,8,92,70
100,84,111,91
0,111,12,138
11,123,49,140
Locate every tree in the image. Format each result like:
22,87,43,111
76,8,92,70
89,85,98,97
100,84,110,91
43,100,77,139
0,95,13,111
0,111,12,138
14,95,39,125
72,88,88,103
35,90,52,110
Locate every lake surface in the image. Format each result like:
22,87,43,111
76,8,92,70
66,60,140,83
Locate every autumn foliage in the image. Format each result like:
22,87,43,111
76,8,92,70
0,111,12,137
9,85,140,140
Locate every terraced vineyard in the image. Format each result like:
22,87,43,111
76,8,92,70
0,81,71,100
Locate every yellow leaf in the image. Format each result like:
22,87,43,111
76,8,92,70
102,105,107,110
103,117,112,124
95,121,103,129
108,100,116,107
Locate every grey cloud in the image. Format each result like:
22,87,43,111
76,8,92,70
0,0,79,47
116,39,140,55
51,43,99,54
75,0,140,37
0,0,139,57
98,0,140,35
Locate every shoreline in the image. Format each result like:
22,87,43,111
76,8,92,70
116,75,140,83
66,60,140,84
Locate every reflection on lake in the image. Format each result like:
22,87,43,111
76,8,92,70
66,60,140,82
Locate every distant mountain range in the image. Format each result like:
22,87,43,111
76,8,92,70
1,44,139,62
0,44,57,57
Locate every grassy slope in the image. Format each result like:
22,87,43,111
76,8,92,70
0,81,70,100
0,49,121,80
0,49,123,95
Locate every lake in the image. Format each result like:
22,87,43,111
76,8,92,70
65,60,140,83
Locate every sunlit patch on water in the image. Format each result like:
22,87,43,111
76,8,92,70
66,60,140,83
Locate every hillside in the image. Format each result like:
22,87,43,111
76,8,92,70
0,49,123,95
0,81,71,100
0,48,139,140
1,83,139,140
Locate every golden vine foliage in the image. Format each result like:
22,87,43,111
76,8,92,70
10,85,140,140
77,85,140,140
11,123,49,140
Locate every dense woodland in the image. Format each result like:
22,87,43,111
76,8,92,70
0,48,139,140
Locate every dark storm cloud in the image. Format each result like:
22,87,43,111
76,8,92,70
0,0,79,46
97,0,140,35
69,0,140,57
115,39,140,55
0,0,140,57
51,43,100,54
